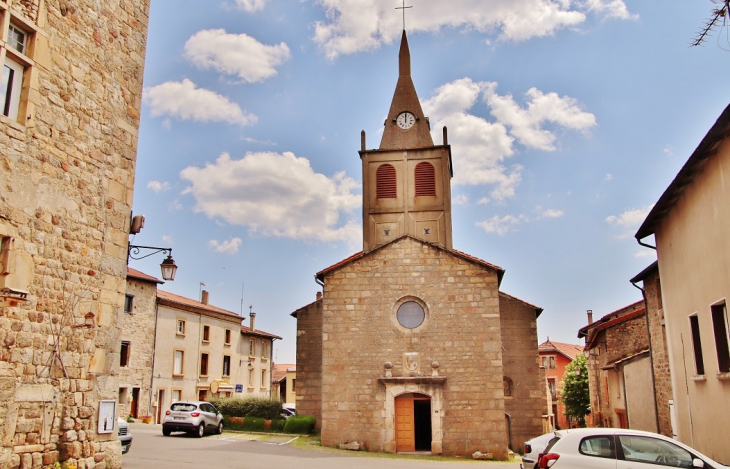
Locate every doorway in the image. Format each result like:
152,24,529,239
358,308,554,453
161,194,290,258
131,388,140,418
156,389,165,424
395,393,432,452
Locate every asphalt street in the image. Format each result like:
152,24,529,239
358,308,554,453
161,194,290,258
122,423,522,469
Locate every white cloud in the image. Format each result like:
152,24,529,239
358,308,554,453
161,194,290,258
235,0,266,12
423,78,594,201
184,30,290,83
663,145,674,157
634,250,654,259
169,199,183,211
143,79,257,126
605,205,653,227
452,194,469,205
604,173,613,181
476,214,528,236
537,207,564,219
162,235,173,244
180,152,361,245
147,180,170,193
209,237,243,254
312,0,633,59
477,197,490,205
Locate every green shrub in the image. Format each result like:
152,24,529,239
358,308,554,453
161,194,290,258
216,396,283,420
283,415,316,434
270,418,286,432
242,416,265,432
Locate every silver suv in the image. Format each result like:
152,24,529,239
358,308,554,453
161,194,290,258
161,401,223,438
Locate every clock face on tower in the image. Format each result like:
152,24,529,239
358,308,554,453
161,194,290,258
396,111,416,130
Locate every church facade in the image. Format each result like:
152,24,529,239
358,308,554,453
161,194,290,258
292,31,544,457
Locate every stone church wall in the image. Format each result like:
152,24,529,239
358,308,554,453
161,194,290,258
499,293,543,450
293,299,323,428
0,1,150,467
320,237,508,457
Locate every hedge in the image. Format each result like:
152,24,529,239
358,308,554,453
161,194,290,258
215,396,283,420
283,416,316,434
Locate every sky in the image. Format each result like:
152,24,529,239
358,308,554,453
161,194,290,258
130,0,730,365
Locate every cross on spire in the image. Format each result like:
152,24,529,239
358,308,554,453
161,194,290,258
395,0,412,30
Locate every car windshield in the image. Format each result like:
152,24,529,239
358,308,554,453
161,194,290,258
170,403,197,412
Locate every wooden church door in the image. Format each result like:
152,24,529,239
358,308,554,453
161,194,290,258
395,393,432,452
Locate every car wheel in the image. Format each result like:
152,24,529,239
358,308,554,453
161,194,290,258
216,421,223,435
162,428,171,436
196,423,205,438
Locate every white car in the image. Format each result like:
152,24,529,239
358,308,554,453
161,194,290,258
161,401,223,437
536,428,728,468
522,432,556,469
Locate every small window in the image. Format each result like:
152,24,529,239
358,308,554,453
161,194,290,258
503,377,512,397
248,368,254,388
0,236,12,275
579,435,615,459
549,356,556,369
173,350,184,376
541,356,548,368
689,314,705,375
2,58,24,120
291,378,296,392
224,329,231,345
261,341,268,359
172,389,181,403
124,294,134,314
548,378,557,401
120,341,130,367
260,369,267,387
177,320,186,336
376,164,397,198
711,302,730,373
118,387,129,405
249,339,255,357
202,325,210,342
223,355,231,377
200,353,209,377
7,24,27,54
414,162,436,196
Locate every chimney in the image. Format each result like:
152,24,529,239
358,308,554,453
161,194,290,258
249,311,256,331
201,290,209,305
316,291,322,301
587,310,593,325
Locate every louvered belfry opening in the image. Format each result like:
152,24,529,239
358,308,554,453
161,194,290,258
376,164,397,198
414,162,436,197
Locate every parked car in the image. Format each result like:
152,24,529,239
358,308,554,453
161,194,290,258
522,432,555,469
281,403,296,419
117,417,132,454
535,428,728,468
161,401,223,438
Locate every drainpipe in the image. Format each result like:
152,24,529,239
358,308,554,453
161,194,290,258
636,236,657,251
504,412,513,451
631,278,661,433
149,299,160,422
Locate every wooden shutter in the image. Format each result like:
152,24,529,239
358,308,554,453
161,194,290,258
376,164,397,198
414,162,436,196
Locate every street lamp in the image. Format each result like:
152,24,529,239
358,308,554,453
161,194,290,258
127,245,178,281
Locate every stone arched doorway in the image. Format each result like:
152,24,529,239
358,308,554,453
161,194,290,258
395,393,432,452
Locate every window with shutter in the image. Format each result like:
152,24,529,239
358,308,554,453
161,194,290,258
376,164,397,198
414,162,436,196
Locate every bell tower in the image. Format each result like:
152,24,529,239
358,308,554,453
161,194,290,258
359,30,453,253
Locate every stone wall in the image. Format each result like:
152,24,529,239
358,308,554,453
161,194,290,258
643,269,673,437
0,1,150,467
499,293,543,450
319,237,508,457
118,276,158,419
293,299,322,428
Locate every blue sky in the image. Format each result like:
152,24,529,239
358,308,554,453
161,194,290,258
131,0,730,364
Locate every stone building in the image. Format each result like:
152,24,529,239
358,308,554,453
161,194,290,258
292,31,544,458
0,1,150,468
118,268,161,420
151,290,280,423
538,339,584,430
578,301,659,432
630,261,674,438
635,103,730,464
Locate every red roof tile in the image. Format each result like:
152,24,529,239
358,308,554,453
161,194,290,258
157,290,242,321
272,363,294,383
539,340,584,360
240,324,282,340
127,267,163,284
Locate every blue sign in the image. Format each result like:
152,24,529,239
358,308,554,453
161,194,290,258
235,384,243,393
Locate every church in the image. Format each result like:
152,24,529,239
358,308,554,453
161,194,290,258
292,30,545,458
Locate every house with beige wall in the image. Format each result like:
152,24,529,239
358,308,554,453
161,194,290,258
151,290,281,423
538,340,584,430
119,268,162,419
635,104,730,464
0,1,150,467
272,363,296,404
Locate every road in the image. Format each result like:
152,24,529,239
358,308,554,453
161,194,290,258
123,423,522,469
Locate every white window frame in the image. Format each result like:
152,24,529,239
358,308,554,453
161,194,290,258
176,319,186,336
260,369,267,389
7,23,26,54
173,350,184,376
249,338,255,357
2,57,23,120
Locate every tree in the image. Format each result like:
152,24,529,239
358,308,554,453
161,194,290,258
559,354,590,427
692,0,730,47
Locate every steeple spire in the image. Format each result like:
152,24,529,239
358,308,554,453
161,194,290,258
379,30,433,150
